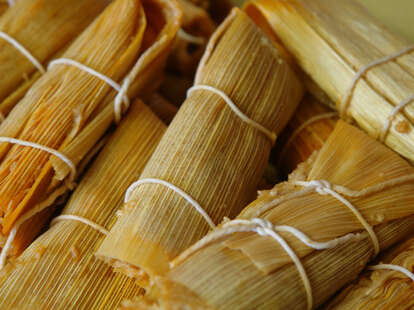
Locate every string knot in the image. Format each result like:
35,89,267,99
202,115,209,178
251,218,273,231
296,180,332,195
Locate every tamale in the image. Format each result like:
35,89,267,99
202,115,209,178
127,121,414,309
0,102,165,309
244,0,414,162
0,0,109,118
276,94,338,178
96,8,304,286
327,235,414,309
0,0,180,261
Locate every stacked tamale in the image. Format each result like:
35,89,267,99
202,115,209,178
0,0,180,261
0,0,414,309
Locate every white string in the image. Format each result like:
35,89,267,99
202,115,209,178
0,137,76,181
51,215,109,235
0,32,45,74
254,174,414,218
124,178,216,229
48,58,129,124
380,94,414,141
177,28,205,45
0,185,67,269
173,218,361,310
294,180,380,256
340,45,414,118
369,264,414,282
187,85,277,143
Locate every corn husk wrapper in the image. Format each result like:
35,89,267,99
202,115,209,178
0,0,181,257
97,8,304,286
275,95,338,178
0,102,165,309
128,121,414,309
244,0,414,162
0,0,109,118
327,236,414,309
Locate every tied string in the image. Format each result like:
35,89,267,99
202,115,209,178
187,85,277,144
173,175,414,310
0,32,45,74
124,178,216,229
293,180,380,256
173,218,362,310
340,45,414,140
48,58,130,124
0,138,76,269
368,264,414,282
51,215,109,236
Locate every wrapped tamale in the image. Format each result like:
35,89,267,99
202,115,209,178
276,94,338,178
0,102,165,309
244,0,414,162
96,8,304,286
327,235,414,309
126,121,414,309
0,0,180,261
0,0,109,118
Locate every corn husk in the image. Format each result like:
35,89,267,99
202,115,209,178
0,0,180,258
0,0,109,118
128,121,414,309
327,236,414,309
244,0,414,162
275,94,338,178
96,8,304,286
0,102,165,309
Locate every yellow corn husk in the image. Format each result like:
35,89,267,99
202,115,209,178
327,236,414,309
275,95,338,178
244,0,414,163
127,121,414,309
96,8,304,286
147,93,178,124
170,0,215,76
0,0,109,117
0,101,165,309
0,0,180,258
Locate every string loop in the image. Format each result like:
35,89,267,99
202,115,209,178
48,58,129,123
187,85,277,143
125,178,215,229
0,31,45,74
